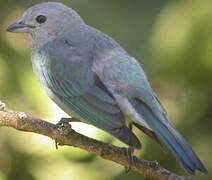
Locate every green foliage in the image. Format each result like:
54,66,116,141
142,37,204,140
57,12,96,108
0,0,211,179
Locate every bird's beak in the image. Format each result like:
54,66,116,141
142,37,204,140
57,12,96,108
7,20,35,33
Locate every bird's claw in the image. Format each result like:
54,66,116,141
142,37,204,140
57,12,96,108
148,160,160,170
55,118,73,150
56,117,72,136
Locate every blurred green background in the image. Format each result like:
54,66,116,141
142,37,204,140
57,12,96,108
0,0,211,179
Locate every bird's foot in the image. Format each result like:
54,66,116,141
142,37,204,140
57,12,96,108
56,117,72,135
125,147,135,172
55,117,74,149
148,160,160,170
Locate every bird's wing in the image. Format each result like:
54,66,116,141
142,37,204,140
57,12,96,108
93,50,207,174
93,50,166,121
37,40,141,149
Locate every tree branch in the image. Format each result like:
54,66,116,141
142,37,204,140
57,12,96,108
0,101,192,180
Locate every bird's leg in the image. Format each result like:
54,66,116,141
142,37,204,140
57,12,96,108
55,117,80,149
125,146,135,172
58,117,81,124
125,123,135,172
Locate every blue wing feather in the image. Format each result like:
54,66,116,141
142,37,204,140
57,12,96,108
134,98,208,174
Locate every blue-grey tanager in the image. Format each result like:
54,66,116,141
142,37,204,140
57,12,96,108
7,2,207,175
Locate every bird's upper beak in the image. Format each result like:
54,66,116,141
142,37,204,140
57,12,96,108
7,20,35,33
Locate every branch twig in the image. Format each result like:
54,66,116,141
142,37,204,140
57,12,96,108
0,101,192,180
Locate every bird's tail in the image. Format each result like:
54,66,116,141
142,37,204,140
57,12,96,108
135,99,208,175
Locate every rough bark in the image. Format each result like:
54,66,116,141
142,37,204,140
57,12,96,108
0,101,192,180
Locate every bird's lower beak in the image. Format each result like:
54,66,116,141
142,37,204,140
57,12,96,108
7,20,34,33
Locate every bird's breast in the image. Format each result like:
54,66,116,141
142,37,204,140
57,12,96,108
32,53,48,86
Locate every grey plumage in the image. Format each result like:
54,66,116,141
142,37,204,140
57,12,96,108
7,2,208,175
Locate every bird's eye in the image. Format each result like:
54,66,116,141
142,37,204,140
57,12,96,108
36,15,47,24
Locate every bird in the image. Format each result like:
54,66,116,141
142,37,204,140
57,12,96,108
7,2,208,175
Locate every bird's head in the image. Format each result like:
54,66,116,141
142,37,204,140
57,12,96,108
7,2,84,46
